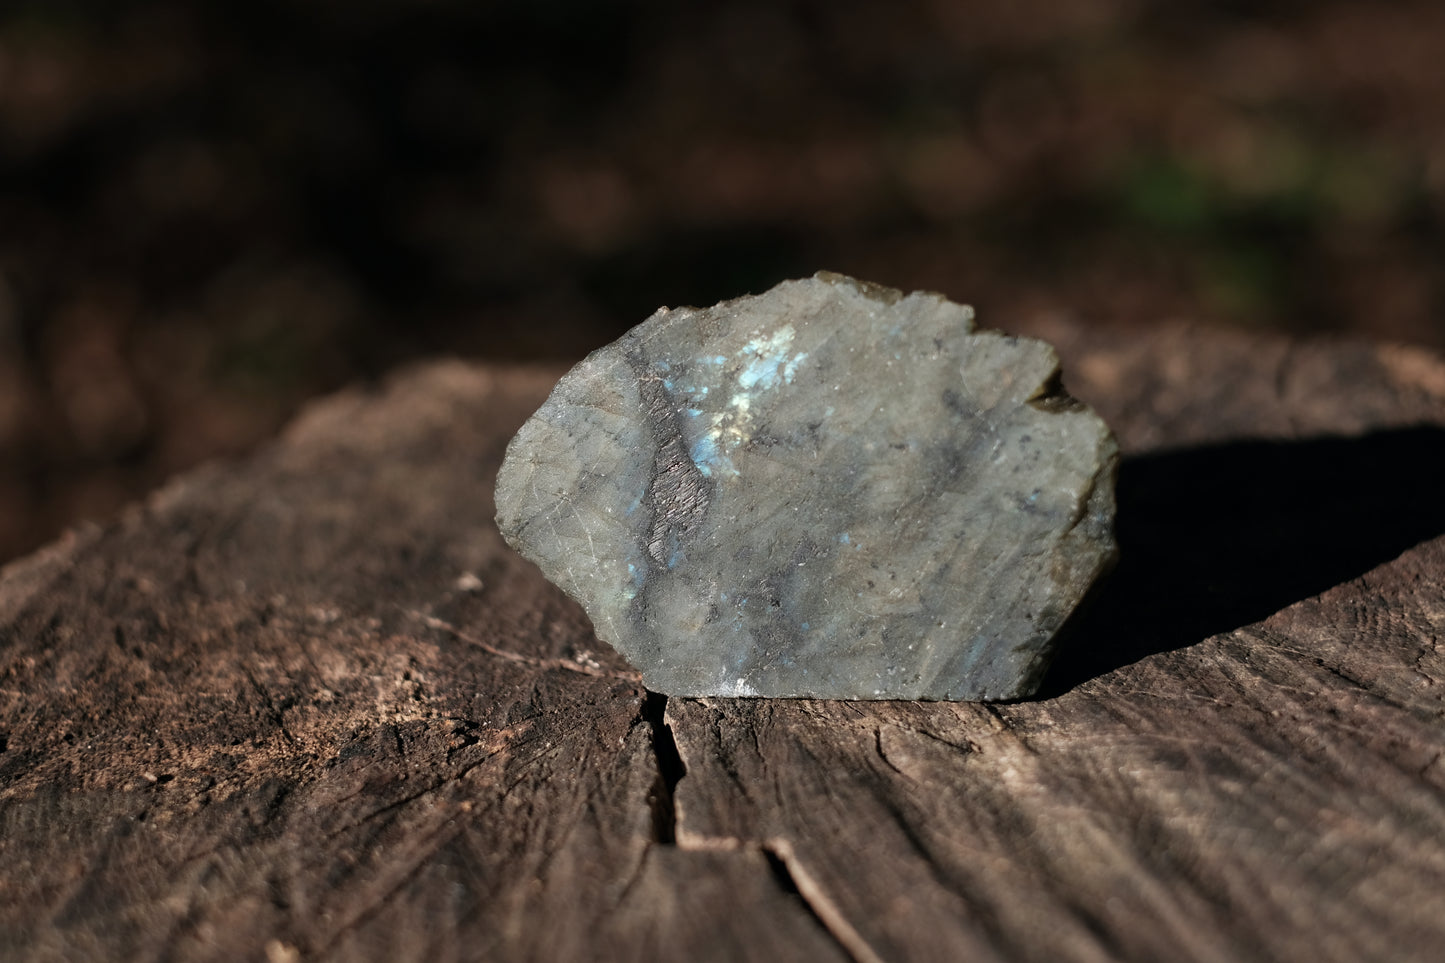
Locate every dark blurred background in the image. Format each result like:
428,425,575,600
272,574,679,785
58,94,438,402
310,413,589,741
2,0,1444,565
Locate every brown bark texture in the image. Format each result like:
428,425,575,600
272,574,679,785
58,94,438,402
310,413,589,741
2,321,1445,962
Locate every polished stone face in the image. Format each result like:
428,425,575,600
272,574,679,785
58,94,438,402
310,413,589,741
495,273,1118,700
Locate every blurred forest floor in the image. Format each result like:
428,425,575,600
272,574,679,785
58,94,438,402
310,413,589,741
2,0,1444,565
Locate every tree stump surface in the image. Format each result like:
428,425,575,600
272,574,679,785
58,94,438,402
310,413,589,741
2,321,1445,962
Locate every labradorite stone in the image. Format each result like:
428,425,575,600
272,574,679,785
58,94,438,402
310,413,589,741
495,273,1117,700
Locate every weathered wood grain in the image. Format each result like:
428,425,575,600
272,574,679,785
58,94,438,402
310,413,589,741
1,325,1443,961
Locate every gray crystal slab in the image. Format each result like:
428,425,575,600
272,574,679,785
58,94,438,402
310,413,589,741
495,273,1118,700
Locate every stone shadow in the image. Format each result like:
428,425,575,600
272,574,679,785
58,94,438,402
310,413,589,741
1040,425,1445,696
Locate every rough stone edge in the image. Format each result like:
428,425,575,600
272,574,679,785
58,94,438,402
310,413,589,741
495,273,1122,702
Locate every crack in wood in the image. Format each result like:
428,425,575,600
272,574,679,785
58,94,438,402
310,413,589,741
661,702,880,963
240,665,300,750
410,610,642,683
642,690,685,844
760,839,885,963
